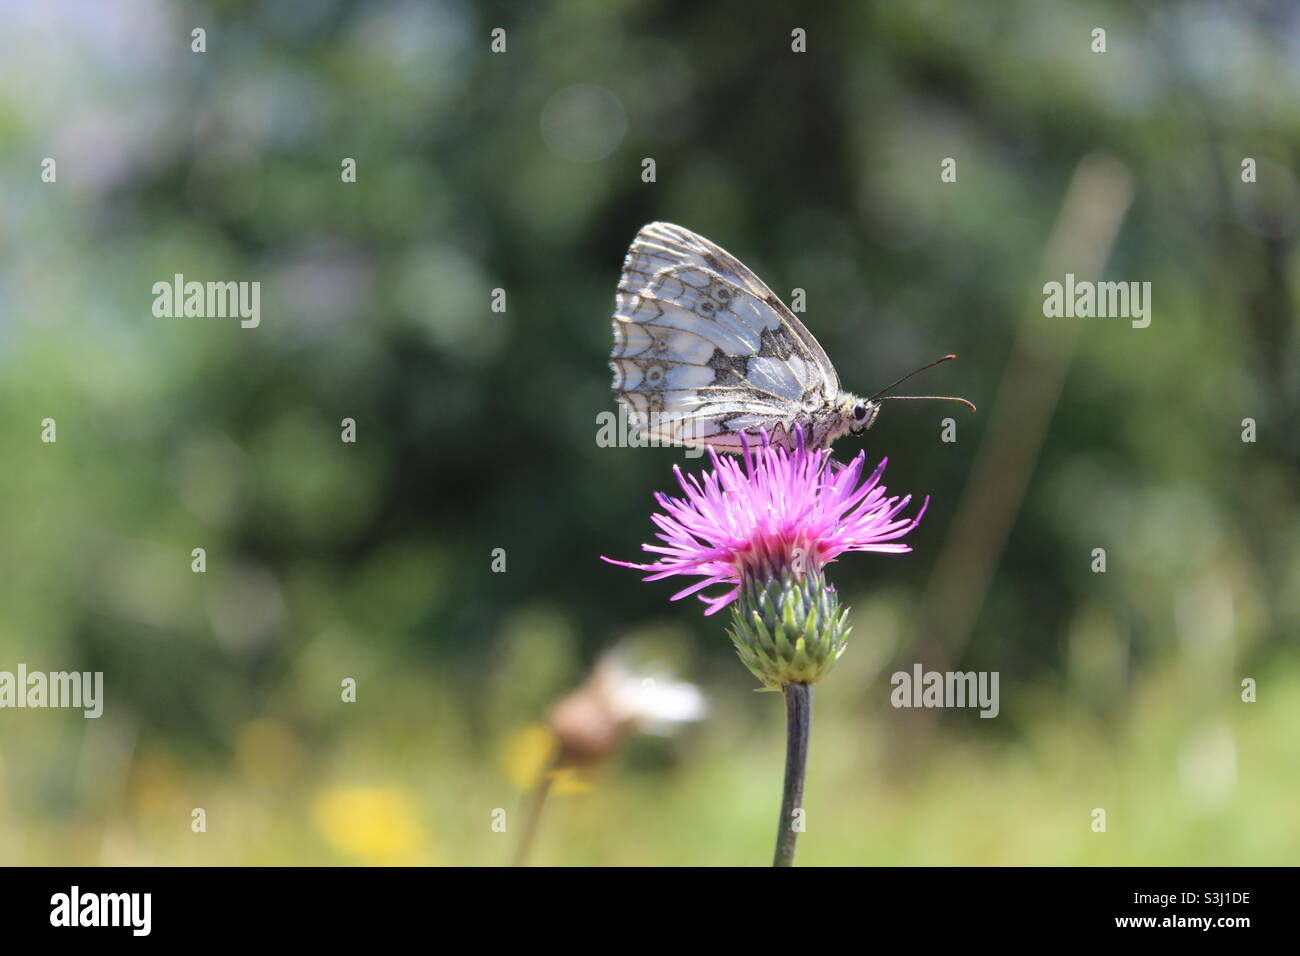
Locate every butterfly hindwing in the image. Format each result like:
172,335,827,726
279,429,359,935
611,223,841,451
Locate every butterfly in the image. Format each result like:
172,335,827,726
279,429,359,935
610,222,974,453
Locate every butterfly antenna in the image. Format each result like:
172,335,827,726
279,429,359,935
868,354,976,411
877,395,977,412
867,354,956,400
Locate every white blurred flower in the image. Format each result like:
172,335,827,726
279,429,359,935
546,651,707,764
600,659,708,733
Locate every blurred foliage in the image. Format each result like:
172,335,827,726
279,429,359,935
0,0,1296,864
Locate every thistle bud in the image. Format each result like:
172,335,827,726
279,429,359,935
727,568,851,689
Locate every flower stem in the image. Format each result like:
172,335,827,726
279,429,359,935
512,757,557,867
773,682,812,867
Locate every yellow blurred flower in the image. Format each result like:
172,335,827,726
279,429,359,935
311,786,426,864
499,724,590,794
130,751,187,822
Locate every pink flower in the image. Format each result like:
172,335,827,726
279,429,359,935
603,432,927,615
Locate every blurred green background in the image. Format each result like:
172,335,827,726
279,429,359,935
1,0,1297,866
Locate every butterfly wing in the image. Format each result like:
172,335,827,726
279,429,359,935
610,222,840,451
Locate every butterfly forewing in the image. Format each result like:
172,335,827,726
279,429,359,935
611,223,841,452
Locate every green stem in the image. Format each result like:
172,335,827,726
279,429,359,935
512,757,557,867
772,682,812,867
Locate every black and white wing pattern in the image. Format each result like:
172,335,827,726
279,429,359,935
610,222,841,452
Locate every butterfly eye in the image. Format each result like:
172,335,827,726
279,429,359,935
853,403,869,421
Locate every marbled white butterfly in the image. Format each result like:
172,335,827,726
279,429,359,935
610,222,974,452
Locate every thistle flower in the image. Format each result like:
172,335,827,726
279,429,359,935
603,431,929,867
603,432,926,687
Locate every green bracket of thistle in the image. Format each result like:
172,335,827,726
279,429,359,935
728,569,851,690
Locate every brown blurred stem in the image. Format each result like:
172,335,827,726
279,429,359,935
773,682,812,867
511,754,557,867
899,155,1134,762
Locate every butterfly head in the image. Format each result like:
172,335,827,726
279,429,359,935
845,394,881,436
824,356,976,448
